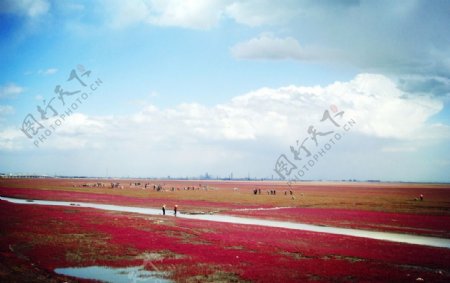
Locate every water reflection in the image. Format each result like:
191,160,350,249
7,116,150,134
55,266,172,283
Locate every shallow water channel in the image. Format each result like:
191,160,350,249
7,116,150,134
2,196,450,249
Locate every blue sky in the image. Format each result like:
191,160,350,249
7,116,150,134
1,0,449,182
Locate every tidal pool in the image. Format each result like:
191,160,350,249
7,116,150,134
54,265,172,283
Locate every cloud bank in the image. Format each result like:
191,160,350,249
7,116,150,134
1,74,447,179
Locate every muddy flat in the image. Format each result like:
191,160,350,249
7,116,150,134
1,178,449,282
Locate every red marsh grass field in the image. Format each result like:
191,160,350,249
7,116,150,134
1,178,450,282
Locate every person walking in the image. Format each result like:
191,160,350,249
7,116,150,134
162,204,166,215
174,204,178,216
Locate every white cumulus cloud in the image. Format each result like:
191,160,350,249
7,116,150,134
0,83,24,99
106,0,226,29
5,73,445,152
231,35,314,61
2,73,447,180
0,105,14,116
38,68,58,75
225,0,297,27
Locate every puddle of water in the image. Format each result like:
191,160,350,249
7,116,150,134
2,196,450,249
54,266,171,283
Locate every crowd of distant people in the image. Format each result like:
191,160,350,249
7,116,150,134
253,188,295,198
74,182,301,199
74,182,209,192
73,183,429,203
